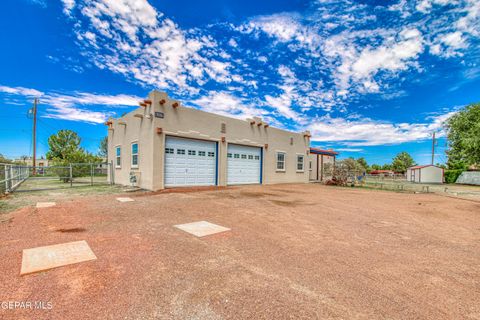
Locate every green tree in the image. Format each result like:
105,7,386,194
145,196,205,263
382,163,392,170
436,163,447,169
46,130,81,161
391,152,415,173
98,136,108,159
0,154,12,164
46,130,102,181
356,157,368,171
46,130,101,165
445,103,480,168
341,158,366,172
370,164,382,171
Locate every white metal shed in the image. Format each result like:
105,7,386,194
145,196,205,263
406,165,444,184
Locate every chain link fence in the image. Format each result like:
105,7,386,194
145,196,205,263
1,163,30,194
1,162,112,194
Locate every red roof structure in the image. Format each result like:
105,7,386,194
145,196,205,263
309,147,338,156
408,165,442,170
369,170,395,175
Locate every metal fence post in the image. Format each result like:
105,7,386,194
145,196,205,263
91,163,94,186
70,164,73,187
8,165,13,192
4,165,9,193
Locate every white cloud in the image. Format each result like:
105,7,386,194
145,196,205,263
421,0,478,57
0,85,44,97
388,0,411,18
43,106,110,124
0,84,141,124
329,28,424,93
188,91,266,120
308,111,456,146
456,0,480,37
265,91,299,120
247,14,300,41
442,31,466,48
416,0,454,13
63,0,241,94
237,13,321,51
52,0,480,140
336,148,364,152
61,0,75,15
262,65,322,121
430,31,468,57
228,38,238,47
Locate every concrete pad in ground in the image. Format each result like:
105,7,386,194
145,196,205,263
116,197,134,202
174,221,230,237
20,240,97,275
36,202,56,208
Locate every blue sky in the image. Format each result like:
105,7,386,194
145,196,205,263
1,0,479,165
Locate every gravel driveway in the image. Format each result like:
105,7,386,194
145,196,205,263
1,184,479,319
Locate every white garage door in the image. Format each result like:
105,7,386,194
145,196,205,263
227,144,261,185
164,136,217,187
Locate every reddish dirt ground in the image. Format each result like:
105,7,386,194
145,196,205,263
1,184,479,320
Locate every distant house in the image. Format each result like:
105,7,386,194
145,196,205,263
406,165,444,184
369,170,395,176
14,156,49,167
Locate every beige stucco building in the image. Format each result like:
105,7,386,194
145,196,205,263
107,90,323,191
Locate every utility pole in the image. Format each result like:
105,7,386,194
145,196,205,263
431,132,436,165
32,98,38,175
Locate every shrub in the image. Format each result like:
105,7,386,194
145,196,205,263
444,169,463,184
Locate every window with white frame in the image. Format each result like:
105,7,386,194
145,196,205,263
131,142,138,168
276,152,286,171
297,154,304,171
115,146,121,168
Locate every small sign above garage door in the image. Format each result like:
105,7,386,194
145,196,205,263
227,144,261,185
165,136,217,187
